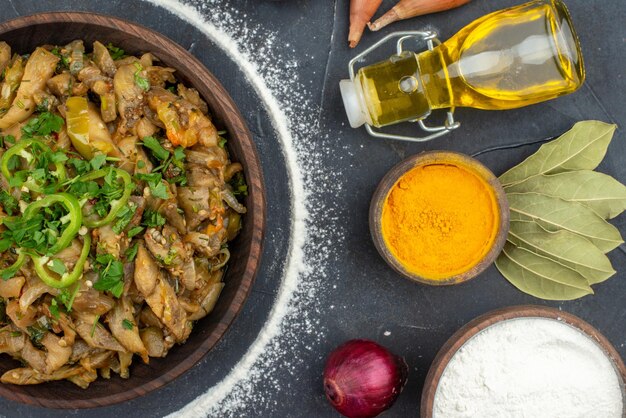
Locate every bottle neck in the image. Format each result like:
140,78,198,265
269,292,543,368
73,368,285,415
417,47,454,110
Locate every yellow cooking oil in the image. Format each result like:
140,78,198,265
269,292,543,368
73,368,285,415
359,51,431,127
354,0,584,128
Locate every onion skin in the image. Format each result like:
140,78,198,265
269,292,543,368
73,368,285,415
323,339,408,418
349,0,383,48
369,0,471,31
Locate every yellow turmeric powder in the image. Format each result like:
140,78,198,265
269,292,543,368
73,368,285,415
381,162,499,280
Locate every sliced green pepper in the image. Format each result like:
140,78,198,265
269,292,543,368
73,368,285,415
0,251,25,280
23,193,82,255
80,168,132,228
32,233,91,288
0,138,66,192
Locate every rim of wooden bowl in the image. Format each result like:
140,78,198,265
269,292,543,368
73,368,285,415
420,305,626,418
369,151,509,286
0,12,266,408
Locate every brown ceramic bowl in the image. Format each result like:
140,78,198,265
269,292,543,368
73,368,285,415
420,305,626,417
0,13,265,408
369,151,509,285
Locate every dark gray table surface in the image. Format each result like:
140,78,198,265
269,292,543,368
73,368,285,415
0,0,624,417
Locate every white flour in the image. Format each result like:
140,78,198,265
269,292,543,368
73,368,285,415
433,317,624,418
142,0,341,416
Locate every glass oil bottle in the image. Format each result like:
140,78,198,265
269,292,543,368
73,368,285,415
340,0,584,134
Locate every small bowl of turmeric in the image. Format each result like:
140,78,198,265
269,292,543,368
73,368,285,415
369,151,509,285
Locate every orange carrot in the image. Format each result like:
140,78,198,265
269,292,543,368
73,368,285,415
369,0,470,31
349,0,383,48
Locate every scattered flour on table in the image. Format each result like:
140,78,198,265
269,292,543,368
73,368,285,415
433,317,624,418
143,0,342,416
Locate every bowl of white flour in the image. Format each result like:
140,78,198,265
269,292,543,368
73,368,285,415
421,305,625,418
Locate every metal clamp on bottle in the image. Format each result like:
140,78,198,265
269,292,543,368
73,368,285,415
340,31,460,143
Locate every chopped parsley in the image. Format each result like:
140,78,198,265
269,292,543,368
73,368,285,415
6,154,19,171
173,147,185,162
122,319,134,330
217,130,228,148
27,320,49,348
140,137,187,186
4,137,67,193
56,284,80,313
93,254,124,298
21,112,64,138
90,154,107,171
125,242,139,262
49,298,60,319
160,250,178,266
36,98,50,113
136,172,169,199
50,47,70,69
0,201,72,256
47,259,67,276
230,172,248,197
112,203,136,234
68,166,128,219
106,43,125,60
142,136,169,161
151,182,169,199
0,190,18,216
0,134,15,148
68,158,91,175
142,208,166,228
7,171,27,188
134,63,150,91
127,226,144,239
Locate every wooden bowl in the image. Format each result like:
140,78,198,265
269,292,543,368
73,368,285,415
0,13,265,408
421,305,626,417
369,151,509,285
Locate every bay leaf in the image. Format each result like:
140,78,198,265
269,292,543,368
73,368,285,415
505,170,626,219
507,192,623,252
499,121,617,187
507,220,615,285
496,243,593,301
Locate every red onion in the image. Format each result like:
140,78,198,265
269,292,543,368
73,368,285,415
323,339,408,418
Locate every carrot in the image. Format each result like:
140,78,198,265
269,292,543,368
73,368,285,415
369,0,471,31
349,0,383,48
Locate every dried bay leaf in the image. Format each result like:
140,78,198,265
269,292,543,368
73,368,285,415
499,121,617,187
506,170,626,219
507,220,615,285
496,243,593,301
507,192,623,253
496,121,623,301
